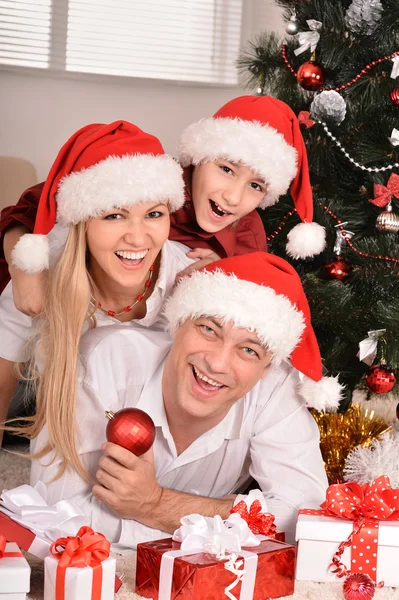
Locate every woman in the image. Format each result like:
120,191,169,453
1,119,197,476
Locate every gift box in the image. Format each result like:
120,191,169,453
0,536,30,600
0,485,123,593
44,526,116,600
136,536,295,600
295,475,399,587
44,555,116,600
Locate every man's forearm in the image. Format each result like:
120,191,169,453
142,488,235,534
3,224,29,266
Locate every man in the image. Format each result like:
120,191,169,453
31,252,340,547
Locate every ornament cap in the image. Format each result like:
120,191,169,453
105,410,115,421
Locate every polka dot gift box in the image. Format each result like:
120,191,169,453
295,475,399,587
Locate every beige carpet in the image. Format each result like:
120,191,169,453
1,449,397,600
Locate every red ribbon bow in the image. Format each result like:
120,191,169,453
50,526,110,600
230,499,277,537
321,475,399,522
298,111,315,129
368,173,399,207
0,534,23,558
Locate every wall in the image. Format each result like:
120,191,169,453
0,1,284,187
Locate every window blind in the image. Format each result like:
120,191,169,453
0,0,244,84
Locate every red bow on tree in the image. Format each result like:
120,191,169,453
368,173,399,207
298,111,315,128
230,499,277,537
321,475,399,522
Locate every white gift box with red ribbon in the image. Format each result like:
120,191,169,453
0,537,31,600
295,475,399,587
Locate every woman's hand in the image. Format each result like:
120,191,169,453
176,248,221,281
8,265,46,317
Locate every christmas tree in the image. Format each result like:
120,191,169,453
239,0,399,411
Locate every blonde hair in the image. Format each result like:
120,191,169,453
4,223,94,481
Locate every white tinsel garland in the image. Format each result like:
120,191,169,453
344,431,399,487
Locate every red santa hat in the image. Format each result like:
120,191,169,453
12,120,185,274
178,95,326,260
165,252,343,411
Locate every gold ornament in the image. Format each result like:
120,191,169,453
310,404,391,483
376,203,399,233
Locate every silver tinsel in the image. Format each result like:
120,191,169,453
310,91,347,125
345,0,383,36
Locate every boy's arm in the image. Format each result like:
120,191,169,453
0,183,43,294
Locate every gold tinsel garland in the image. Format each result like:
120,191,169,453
310,404,391,483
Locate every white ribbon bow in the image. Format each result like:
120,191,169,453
357,329,386,366
294,20,322,56
173,512,260,558
388,128,399,147
391,56,399,79
0,482,90,541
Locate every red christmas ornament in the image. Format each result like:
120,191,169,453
390,87,399,108
297,61,325,91
343,573,376,600
366,364,396,395
105,408,155,456
321,257,352,281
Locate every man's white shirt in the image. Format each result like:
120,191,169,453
31,324,328,549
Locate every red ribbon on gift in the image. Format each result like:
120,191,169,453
230,499,277,537
300,475,399,582
50,526,110,600
368,173,399,207
298,111,315,129
0,534,23,558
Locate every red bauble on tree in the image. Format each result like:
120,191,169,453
297,61,325,91
321,257,352,281
105,408,155,456
390,87,399,107
366,364,396,395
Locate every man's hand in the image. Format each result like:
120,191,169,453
176,248,221,281
8,265,46,317
92,443,163,523
92,442,235,534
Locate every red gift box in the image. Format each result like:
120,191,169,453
136,537,295,600
0,512,123,593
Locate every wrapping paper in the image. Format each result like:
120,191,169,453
136,537,295,600
0,485,122,592
0,537,30,594
44,526,116,600
44,555,116,600
295,475,399,586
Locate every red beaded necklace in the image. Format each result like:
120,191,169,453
91,264,154,317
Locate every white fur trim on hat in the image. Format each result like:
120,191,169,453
11,233,50,274
178,118,298,209
164,269,305,364
57,154,185,225
298,375,344,412
286,222,326,259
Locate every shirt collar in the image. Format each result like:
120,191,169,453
171,194,237,258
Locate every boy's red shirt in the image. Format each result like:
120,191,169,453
0,183,267,294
